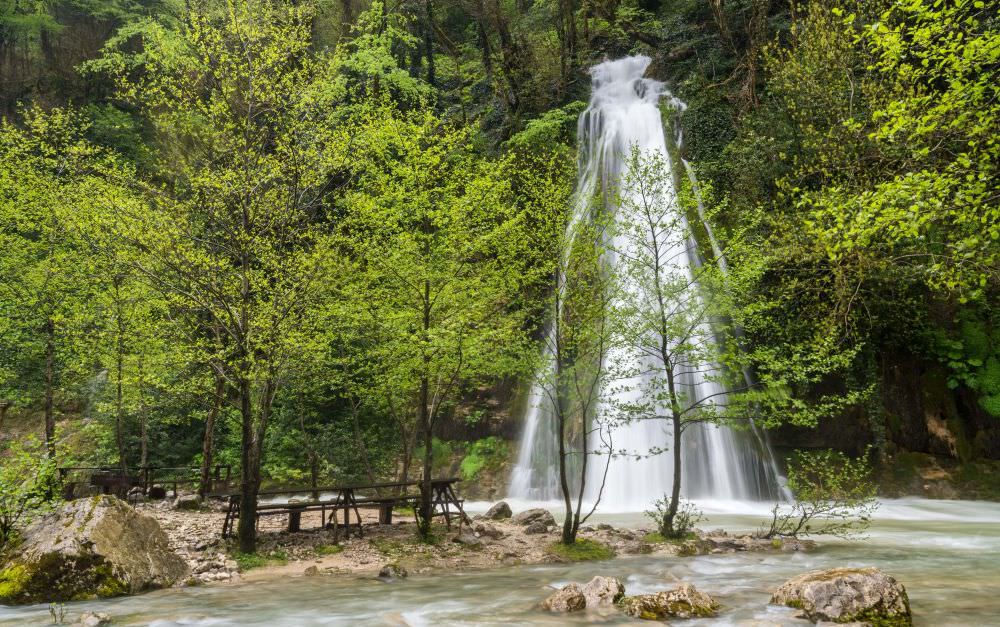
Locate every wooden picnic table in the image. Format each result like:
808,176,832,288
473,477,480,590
58,465,232,501
218,478,470,540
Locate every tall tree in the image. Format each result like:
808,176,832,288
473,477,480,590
343,110,538,538
0,107,105,457
95,0,346,552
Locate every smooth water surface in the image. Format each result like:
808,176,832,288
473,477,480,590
3,498,998,626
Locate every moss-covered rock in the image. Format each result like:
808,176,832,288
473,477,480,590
541,583,586,612
618,583,720,620
0,495,188,604
770,567,912,625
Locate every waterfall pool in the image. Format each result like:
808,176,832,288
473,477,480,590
2,498,998,626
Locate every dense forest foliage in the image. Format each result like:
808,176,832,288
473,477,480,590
0,0,997,550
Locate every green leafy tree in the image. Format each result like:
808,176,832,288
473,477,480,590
517,149,616,545
342,110,542,538
94,0,347,552
609,147,737,537
0,107,109,457
0,436,58,551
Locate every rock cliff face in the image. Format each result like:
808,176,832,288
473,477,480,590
0,496,189,604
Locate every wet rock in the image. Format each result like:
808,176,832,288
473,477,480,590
524,521,549,535
473,522,504,539
0,496,189,604
378,563,408,579
541,583,586,612
580,575,625,608
771,567,911,625
452,532,483,547
173,494,202,511
483,501,513,520
511,508,556,527
597,523,613,531
619,583,720,620
75,612,112,627
303,565,319,576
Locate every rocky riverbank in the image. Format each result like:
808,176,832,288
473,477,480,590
0,497,921,626
133,500,813,587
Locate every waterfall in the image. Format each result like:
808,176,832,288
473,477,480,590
508,55,786,511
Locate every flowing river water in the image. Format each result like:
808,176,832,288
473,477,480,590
2,498,999,626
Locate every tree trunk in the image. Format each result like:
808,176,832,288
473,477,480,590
44,318,55,458
139,406,148,468
553,297,577,545
424,0,436,86
418,279,434,539
341,0,354,33
350,398,378,486
115,334,128,475
200,374,225,498
664,411,682,534
237,377,258,553
419,382,433,538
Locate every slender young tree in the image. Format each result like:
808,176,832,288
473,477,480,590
547,216,619,545
513,149,618,545
610,147,734,536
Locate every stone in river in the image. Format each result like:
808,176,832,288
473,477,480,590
580,575,625,608
378,563,408,579
771,567,911,625
619,583,720,620
541,583,586,612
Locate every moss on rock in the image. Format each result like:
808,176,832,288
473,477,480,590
618,583,720,620
0,496,188,604
771,567,912,626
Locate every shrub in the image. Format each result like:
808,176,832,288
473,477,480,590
0,437,59,552
645,497,704,539
757,448,878,540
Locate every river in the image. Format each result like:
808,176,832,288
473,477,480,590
2,498,998,626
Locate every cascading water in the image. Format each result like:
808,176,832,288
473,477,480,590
508,55,786,511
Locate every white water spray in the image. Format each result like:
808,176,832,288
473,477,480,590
508,56,786,511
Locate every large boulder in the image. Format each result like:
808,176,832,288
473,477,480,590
771,567,911,625
482,501,512,520
0,496,188,604
619,583,720,620
541,583,587,612
580,576,625,608
511,508,556,527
